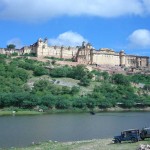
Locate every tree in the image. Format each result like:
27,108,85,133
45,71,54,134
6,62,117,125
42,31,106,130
22,94,38,109
55,96,72,109
98,99,112,109
32,80,50,92
7,44,16,50
70,65,88,80
61,86,71,94
12,68,29,82
112,74,130,86
70,86,80,95
101,71,109,80
79,76,91,87
143,95,150,106
40,94,56,108
143,84,150,92
73,97,86,109
130,74,150,84
50,65,71,77
11,52,18,56
0,54,7,59
34,66,48,76
0,64,6,76
85,97,96,109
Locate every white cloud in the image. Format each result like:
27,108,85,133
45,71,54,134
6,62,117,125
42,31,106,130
7,38,23,48
49,31,87,46
0,0,149,22
128,29,150,48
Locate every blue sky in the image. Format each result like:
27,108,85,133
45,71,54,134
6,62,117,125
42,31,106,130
0,0,150,56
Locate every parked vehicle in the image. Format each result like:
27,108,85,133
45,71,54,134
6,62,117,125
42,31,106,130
140,127,150,140
113,129,140,143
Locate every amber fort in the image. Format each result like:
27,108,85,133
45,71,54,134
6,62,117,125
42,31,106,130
0,38,149,68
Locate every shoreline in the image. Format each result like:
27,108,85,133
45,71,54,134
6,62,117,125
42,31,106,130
1,107,150,116
4,138,150,150
0,110,45,116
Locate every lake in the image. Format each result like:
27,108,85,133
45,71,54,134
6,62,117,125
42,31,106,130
0,112,150,148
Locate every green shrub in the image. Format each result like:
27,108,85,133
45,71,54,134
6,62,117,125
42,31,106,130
11,52,18,56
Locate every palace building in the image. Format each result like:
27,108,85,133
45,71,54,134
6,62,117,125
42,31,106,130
1,38,149,68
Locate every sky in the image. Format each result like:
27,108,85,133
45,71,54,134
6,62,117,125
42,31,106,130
0,0,150,56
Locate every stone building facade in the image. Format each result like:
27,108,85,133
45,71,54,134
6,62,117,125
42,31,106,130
0,48,20,55
0,38,149,68
18,38,150,68
21,38,78,59
75,41,149,68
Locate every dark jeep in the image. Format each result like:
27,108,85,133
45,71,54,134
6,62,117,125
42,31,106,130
113,129,140,143
140,127,150,140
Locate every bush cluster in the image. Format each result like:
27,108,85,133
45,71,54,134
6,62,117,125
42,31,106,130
0,57,149,110
50,65,93,86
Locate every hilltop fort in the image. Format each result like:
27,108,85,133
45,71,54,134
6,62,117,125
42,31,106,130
0,38,149,68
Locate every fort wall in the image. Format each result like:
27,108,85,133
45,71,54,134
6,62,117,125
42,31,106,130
92,50,120,66
0,38,149,68
0,48,6,54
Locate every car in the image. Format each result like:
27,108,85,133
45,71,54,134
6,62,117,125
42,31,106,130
140,127,150,140
113,129,140,143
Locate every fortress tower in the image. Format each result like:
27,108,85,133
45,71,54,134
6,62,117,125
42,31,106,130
119,50,126,66
76,42,93,64
36,38,49,57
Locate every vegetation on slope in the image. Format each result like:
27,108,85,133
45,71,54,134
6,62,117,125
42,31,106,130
0,54,149,112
